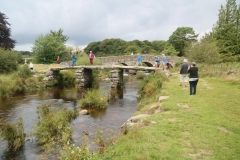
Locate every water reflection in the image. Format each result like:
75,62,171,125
0,77,139,159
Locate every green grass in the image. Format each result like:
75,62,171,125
93,72,240,160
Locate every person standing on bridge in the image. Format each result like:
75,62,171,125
89,51,95,65
162,54,168,70
56,56,60,64
154,56,160,68
71,51,77,66
137,53,142,66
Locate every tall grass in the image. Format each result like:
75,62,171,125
33,104,78,151
0,118,25,151
79,89,108,109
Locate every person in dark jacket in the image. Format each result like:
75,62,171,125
188,62,199,95
180,59,189,87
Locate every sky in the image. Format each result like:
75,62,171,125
1,0,240,51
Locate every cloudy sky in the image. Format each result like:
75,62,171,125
1,0,239,51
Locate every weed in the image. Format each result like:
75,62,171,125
79,89,108,109
33,104,78,151
0,118,25,151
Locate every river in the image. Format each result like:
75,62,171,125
0,77,139,160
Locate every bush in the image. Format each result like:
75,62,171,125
0,49,20,73
138,72,163,99
0,118,25,151
79,89,108,109
33,104,78,151
16,65,32,78
57,70,76,87
136,71,145,80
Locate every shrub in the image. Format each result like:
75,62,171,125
0,81,11,97
59,136,90,160
33,104,78,151
138,72,163,99
16,65,32,78
57,70,76,87
136,71,145,80
79,89,108,109
0,49,20,73
0,118,25,151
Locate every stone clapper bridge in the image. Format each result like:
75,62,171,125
47,55,183,89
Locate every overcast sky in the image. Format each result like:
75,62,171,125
1,0,239,51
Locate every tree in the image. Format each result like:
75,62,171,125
0,48,20,73
212,0,240,61
0,12,16,49
161,44,179,56
168,27,198,56
186,40,221,64
50,28,69,43
32,30,69,63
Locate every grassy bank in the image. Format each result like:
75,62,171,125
94,72,240,159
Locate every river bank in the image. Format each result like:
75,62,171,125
93,72,240,159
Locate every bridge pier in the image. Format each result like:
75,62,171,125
110,69,123,89
76,68,93,88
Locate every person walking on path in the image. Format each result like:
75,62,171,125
71,51,77,66
56,56,60,64
162,54,168,70
180,59,189,87
137,53,142,66
188,62,199,95
89,51,95,65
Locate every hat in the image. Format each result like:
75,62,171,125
192,62,196,65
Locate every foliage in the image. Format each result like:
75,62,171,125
33,104,78,151
49,28,69,43
79,89,108,109
84,38,168,56
0,49,20,73
137,72,163,99
136,71,146,80
212,0,240,61
57,70,76,88
161,44,179,56
168,27,198,56
32,29,70,64
59,137,90,160
0,118,25,151
186,40,221,64
16,65,32,78
197,62,240,78
0,12,16,49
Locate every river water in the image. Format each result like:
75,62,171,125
0,77,139,160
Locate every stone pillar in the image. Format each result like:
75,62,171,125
110,69,123,89
76,68,93,88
